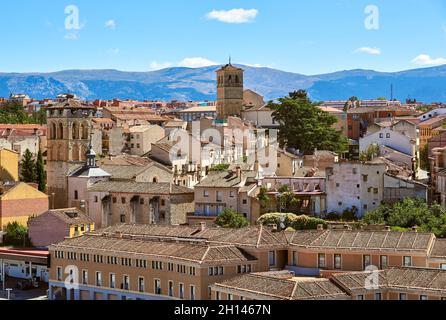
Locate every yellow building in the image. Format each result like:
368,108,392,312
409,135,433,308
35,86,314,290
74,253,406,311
0,182,49,228
0,148,19,182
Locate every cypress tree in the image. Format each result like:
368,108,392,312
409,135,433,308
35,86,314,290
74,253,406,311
36,150,46,192
21,149,36,183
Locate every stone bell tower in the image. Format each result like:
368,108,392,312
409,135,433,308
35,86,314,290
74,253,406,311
46,98,100,209
216,60,244,120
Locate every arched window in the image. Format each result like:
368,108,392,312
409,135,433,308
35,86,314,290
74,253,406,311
72,122,79,140
51,122,57,140
72,145,79,161
58,123,64,140
81,122,89,140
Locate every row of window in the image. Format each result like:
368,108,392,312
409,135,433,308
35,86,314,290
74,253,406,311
56,252,195,275
56,268,196,299
237,265,252,274
108,197,166,206
215,291,246,301
357,293,441,301
316,253,412,270
209,266,225,276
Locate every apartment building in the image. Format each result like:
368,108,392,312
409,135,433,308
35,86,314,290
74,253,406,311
418,115,446,149
211,267,446,301
47,224,446,301
126,125,165,156
177,106,217,122
259,176,327,216
211,271,349,300
191,168,259,225
331,267,446,300
326,161,387,217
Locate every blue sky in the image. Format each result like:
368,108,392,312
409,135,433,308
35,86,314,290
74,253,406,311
0,0,445,74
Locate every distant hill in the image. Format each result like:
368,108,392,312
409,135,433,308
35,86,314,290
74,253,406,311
1,64,446,103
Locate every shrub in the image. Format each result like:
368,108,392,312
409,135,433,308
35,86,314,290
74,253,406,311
215,209,249,229
291,215,327,230
4,222,30,247
258,213,327,231
257,213,298,228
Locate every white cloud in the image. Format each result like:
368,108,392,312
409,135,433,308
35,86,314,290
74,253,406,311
105,20,116,30
412,54,446,66
149,57,219,70
178,57,218,68
206,8,258,24
355,47,381,55
149,61,174,70
241,62,275,68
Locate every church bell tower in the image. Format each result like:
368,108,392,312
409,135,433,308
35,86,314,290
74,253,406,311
216,60,244,120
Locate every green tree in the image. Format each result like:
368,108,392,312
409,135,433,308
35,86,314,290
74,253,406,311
363,198,446,237
35,150,46,192
277,185,300,213
21,149,36,183
257,187,271,210
359,144,380,161
270,90,349,154
4,222,29,247
344,96,359,112
215,209,249,229
420,144,430,171
209,164,230,172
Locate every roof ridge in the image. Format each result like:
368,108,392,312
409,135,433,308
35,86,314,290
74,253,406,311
256,225,263,248
200,246,212,262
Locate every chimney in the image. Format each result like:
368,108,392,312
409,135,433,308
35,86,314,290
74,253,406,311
236,166,242,178
267,224,278,231
344,224,352,231
384,226,391,232
115,231,123,239
317,224,324,231
198,222,206,232
412,226,418,233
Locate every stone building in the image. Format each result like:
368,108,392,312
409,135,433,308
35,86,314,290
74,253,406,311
87,181,194,228
46,99,102,209
326,160,387,217
216,63,244,120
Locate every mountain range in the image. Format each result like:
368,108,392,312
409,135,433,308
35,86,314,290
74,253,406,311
1,64,446,103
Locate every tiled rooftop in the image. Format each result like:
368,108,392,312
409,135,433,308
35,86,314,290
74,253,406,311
88,181,193,195
51,234,256,264
288,230,434,252
332,267,446,294
213,273,348,300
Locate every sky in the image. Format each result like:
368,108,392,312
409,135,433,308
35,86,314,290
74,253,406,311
0,0,445,74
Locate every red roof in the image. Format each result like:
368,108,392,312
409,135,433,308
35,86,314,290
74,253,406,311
0,248,49,258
